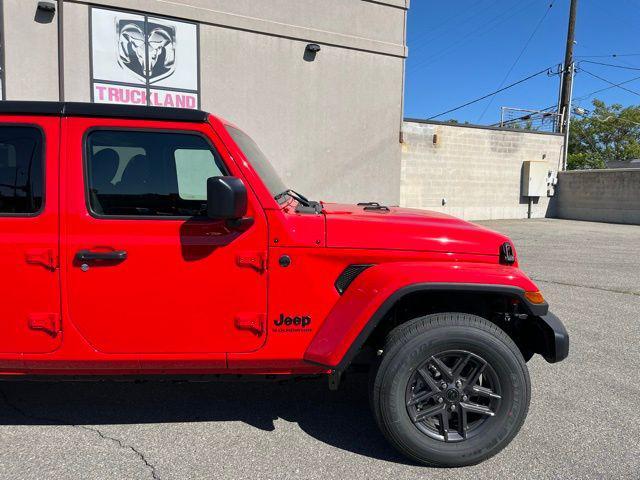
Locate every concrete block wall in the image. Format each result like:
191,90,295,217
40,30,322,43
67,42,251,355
400,121,565,220
554,169,640,225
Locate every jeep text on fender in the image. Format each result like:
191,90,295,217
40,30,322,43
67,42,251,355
0,102,569,467
273,314,312,332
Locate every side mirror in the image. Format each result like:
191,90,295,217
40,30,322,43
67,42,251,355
206,176,248,220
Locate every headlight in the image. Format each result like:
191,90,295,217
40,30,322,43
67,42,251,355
499,242,516,265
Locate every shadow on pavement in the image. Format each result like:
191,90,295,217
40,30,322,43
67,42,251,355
0,373,414,465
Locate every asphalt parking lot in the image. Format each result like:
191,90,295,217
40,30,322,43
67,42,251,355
0,219,638,480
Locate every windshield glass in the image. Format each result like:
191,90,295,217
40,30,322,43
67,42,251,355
225,125,287,197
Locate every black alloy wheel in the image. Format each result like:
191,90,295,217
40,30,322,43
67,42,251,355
405,350,502,443
370,313,531,467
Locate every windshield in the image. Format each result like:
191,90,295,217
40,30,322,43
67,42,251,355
225,125,287,197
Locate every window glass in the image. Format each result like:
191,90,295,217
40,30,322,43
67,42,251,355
86,130,226,217
225,125,286,197
175,149,219,200
0,126,44,214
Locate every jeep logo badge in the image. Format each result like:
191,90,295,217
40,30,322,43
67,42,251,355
273,314,312,332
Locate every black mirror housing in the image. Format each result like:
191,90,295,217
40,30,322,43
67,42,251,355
206,176,248,220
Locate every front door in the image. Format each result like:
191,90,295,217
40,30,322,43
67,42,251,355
0,117,61,354
62,117,268,354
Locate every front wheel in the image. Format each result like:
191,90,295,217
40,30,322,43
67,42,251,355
370,313,531,467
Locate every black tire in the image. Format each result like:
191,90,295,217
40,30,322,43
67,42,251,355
370,312,530,467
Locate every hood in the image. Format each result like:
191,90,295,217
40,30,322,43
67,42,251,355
323,203,511,257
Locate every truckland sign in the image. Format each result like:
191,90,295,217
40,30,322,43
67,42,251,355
90,8,200,109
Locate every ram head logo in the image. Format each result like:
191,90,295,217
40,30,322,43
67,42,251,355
117,20,176,83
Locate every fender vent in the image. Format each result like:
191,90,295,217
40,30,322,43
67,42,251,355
500,242,516,265
335,264,373,294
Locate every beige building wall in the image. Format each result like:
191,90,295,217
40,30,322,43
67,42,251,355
2,0,59,101
401,121,565,221
199,26,404,203
62,2,91,102
1,0,408,205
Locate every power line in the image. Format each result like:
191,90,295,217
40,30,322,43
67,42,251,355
408,0,489,53
426,67,554,120
578,67,640,97
573,74,640,102
576,53,640,58
407,0,539,73
478,1,555,122
578,60,640,71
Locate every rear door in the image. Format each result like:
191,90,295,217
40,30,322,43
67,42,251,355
62,117,268,355
0,116,61,353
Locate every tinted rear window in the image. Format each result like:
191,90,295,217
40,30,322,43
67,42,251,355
0,126,44,214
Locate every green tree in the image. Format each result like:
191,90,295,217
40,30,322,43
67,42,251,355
568,99,640,170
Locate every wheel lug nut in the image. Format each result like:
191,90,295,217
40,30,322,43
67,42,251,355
462,395,468,402
437,397,443,403
455,380,462,388
440,382,447,389
450,404,456,411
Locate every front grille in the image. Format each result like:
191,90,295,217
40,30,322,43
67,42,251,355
334,264,373,294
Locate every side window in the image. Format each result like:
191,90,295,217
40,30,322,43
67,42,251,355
175,149,220,200
0,126,44,215
86,130,226,217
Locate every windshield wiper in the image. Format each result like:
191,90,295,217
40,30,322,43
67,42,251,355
275,189,311,207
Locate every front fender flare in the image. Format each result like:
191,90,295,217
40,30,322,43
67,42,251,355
303,261,546,370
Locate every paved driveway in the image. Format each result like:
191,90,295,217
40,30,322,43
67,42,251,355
1,219,639,479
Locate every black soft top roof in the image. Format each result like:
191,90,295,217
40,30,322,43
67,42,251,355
0,101,208,122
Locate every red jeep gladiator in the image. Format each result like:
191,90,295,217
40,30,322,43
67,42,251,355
0,102,568,467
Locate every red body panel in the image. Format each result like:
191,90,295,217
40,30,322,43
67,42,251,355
0,116,61,360
0,109,541,377
323,203,512,257
61,117,268,356
303,262,538,367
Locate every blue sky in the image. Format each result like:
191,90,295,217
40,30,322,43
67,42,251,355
404,0,640,124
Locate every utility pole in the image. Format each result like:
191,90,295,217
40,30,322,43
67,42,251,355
559,0,578,170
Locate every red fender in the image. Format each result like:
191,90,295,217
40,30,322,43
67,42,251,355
303,261,542,369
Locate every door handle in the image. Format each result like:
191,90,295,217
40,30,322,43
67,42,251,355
75,250,128,262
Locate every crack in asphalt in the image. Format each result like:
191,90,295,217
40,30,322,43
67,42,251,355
0,389,160,480
76,425,161,480
532,277,640,297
